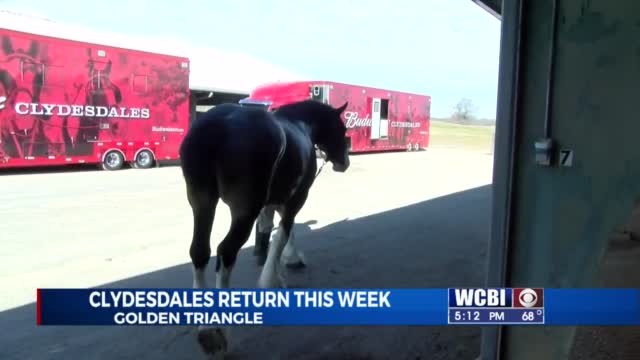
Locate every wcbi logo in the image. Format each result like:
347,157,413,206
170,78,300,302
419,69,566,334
0,96,6,110
448,288,544,308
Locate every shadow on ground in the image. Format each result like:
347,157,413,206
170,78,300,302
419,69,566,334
1,185,492,360
570,203,640,360
0,152,390,177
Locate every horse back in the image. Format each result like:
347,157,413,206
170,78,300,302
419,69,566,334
180,105,285,204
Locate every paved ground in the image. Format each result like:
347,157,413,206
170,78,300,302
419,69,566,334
570,221,640,359
0,149,495,360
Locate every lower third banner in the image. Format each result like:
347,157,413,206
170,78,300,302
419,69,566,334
36,288,640,326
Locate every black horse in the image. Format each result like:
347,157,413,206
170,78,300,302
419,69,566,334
179,99,350,357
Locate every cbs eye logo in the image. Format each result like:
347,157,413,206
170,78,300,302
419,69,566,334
514,288,543,308
518,288,538,308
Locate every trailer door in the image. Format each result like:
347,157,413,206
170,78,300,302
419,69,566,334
379,99,389,138
370,98,382,140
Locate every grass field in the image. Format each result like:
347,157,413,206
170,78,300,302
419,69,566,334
429,120,495,153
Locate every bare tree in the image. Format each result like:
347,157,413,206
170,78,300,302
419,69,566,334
451,97,478,124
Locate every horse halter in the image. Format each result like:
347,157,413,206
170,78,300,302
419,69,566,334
315,148,328,179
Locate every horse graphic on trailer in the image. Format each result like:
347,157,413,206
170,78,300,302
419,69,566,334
0,27,190,170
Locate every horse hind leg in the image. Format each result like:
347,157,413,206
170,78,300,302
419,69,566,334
254,205,276,266
187,184,218,291
185,185,227,357
198,208,260,358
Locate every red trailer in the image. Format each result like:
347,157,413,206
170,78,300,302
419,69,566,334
240,81,431,153
0,28,190,170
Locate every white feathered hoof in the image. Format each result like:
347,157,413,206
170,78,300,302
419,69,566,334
281,250,307,270
284,259,307,269
197,327,227,359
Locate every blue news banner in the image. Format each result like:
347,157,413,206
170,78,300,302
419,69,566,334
36,288,640,326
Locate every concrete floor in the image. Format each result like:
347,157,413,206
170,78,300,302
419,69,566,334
0,149,494,360
570,215,640,359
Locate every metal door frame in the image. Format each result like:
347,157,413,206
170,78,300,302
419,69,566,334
480,0,524,358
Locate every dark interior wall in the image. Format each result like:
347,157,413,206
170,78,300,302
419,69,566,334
192,90,248,106
188,90,249,124
189,91,197,126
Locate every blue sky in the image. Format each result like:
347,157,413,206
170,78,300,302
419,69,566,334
1,0,501,119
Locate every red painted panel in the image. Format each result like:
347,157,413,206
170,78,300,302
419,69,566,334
0,28,190,169
245,81,431,153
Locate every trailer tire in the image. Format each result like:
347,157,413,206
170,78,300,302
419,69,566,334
414,143,420,151
407,143,413,151
134,150,154,169
102,150,124,171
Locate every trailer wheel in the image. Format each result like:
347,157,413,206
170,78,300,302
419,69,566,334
413,143,420,151
134,150,154,169
102,150,124,171
407,143,413,151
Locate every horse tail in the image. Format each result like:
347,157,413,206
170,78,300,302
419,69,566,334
179,121,223,199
